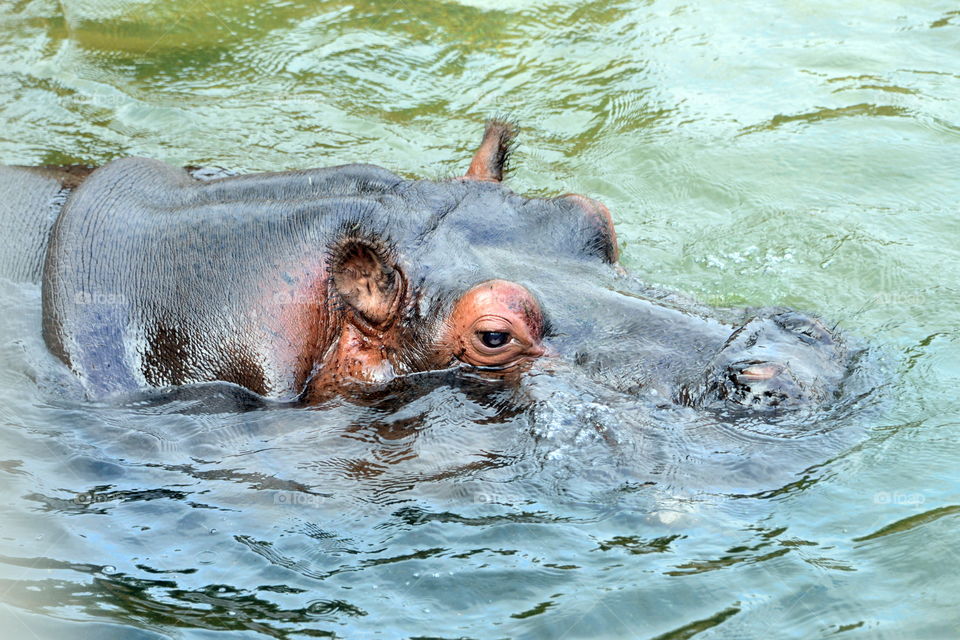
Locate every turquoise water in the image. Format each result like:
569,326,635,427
1,0,959,637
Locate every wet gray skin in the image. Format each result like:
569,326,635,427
0,122,850,416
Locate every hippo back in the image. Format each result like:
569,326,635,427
0,166,91,283
41,157,411,398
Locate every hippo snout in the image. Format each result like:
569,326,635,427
717,360,806,409
699,311,847,412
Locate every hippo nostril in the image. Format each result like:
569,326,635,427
735,363,783,384
714,360,804,410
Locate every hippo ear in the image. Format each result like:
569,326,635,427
331,240,403,328
464,119,517,182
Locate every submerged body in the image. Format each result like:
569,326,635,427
2,122,849,413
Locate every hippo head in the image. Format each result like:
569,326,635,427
290,121,849,413
306,122,611,389
41,120,851,415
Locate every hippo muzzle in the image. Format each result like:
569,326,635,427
699,311,846,412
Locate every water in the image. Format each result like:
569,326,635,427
1,0,959,637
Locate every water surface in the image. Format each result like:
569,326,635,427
1,1,959,638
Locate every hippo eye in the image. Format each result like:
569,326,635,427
478,331,511,349
445,283,546,368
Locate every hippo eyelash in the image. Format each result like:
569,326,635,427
325,235,398,271
540,316,555,339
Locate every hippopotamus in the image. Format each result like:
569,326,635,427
0,121,849,413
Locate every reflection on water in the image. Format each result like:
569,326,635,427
2,0,960,637
0,276,886,638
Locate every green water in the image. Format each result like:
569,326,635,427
1,0,959,638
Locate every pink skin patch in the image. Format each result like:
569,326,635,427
257,258,331,393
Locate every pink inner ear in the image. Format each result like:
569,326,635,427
331,241,401,328
562,194,619,263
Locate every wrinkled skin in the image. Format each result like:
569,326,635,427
0,121,850,414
